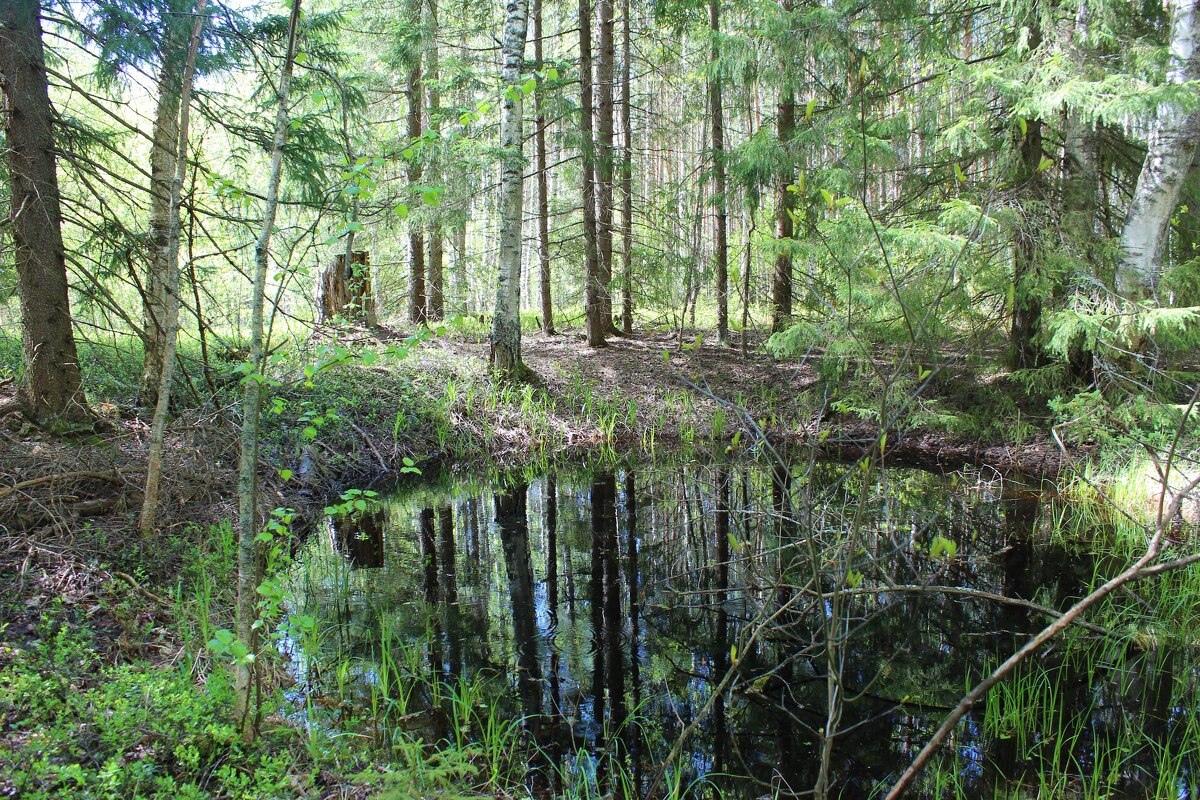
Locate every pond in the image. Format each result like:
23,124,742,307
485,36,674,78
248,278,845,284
282,456,1198,799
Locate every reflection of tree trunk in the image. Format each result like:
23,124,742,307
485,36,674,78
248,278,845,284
713,467,731,774
602,474,625,754
625,472,642,786
420,508,439,602
438,506,461,674
334,510,385,568
546,474,562,715
497,482,541,718
590,475,613,739
771,463,793,541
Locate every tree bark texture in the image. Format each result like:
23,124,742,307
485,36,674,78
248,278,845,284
1117,0,1200,298
533,0,555,334
317,251,376,323
710,0,729,345
0,0,91,426
490,0,530,374
580,0,606,346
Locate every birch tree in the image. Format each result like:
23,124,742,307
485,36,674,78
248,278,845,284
489,0,530,374
139,0,207,536
1116,0,1200,298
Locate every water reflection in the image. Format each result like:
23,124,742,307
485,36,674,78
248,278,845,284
289,459,1197,799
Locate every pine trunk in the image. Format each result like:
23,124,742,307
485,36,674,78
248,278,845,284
619,0,634,334
580,0,606,346
772,87,795,333
533,0,555,334
597,0,617,332
710,0,728,345
406,2,427,323
0,0,91,427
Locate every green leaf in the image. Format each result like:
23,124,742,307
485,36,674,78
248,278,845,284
278,469,294,481
394,204,409,219
547,67,559,80
521,77,537,95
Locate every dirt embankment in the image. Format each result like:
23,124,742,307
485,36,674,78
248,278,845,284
0,329,1072,587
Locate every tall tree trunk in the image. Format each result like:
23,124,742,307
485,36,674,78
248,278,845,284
489,0,531,374
533,0,555,334
140,61,182,408
619,0,634,333
407,0,427,324
425,0,444,322
709,0,729,345
454,219,469,313
741,204,755,355
581,0,606,346
234,0,301,742
1117,0,1200,298
771,7,795,335
1010,13,1045,371
0,0,91,427
139,0,206,536
1060,2,1099,379
597,0,617,332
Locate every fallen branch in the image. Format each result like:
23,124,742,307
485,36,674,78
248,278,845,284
111,571,173,608
822,584,1110,636
0,468,144,499
884,470,1200,799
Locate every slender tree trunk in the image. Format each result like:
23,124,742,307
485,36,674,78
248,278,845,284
1060,1,1099,379
772,11,795,335
597,0,617,332
425,0,444,322
490,0,531,374
532,0,555,334
741,204,755,356
710,0,729,345
455,220,468,313
1117,0,1200,298
580,0,606,346
140,62,182,407
234,0,301,742
1009,11,1045,371
0,0,91,427
407,0,427,323
619,0,634,334
139,0,206,536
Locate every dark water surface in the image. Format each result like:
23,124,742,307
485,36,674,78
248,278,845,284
283,458,1197,798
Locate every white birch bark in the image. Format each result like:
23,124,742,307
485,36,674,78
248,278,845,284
489,0,530,374
1117,0,1200,298
138,0,206,536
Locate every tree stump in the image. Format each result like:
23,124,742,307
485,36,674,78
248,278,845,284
317,250,376,325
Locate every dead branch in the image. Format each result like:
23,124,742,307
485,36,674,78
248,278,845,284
0,467,144,499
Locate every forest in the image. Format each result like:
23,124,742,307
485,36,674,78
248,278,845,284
1,0,1199,796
